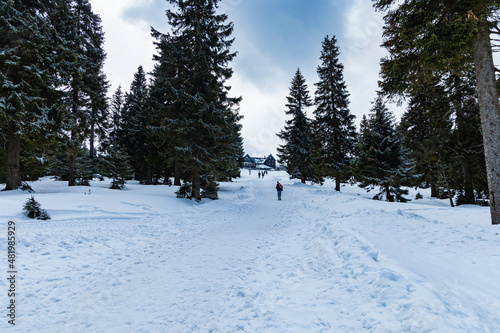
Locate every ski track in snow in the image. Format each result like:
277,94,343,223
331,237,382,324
1,172,500,332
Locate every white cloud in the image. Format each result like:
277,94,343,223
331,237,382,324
341,0,404,122
229,71,288,157
90,0,406,158
90,0,159,94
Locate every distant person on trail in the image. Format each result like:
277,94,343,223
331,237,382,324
276,181,283,200
258,171,261,179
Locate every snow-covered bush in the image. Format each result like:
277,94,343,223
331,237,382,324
202,181,219,200
176,182,192,199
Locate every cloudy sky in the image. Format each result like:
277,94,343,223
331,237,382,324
88,0,397,157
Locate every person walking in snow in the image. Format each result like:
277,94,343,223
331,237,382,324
276,181,283,200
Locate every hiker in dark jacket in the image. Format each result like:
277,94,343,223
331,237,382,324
276,181,283,200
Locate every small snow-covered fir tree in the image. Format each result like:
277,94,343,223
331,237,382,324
202,180,219,200
354,96,414,202
23,196,50,220
277,69,318,183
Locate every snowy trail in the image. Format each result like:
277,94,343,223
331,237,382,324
1,172,500,332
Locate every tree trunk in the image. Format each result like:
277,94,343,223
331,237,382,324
335,170,341,192
174,160,181,186
429,174,438,198
146,165,152,185
453,75,475,204
192,167,201,201
473,17,500,224
385,185,394,202
89,122,95,158
461,160,475,204
445,177,455,208
163,167,170,184
68,152,76,186
5,132,21,191
68,86,79,187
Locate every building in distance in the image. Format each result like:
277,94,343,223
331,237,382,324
243,154,276,170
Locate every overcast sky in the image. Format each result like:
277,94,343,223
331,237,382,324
89,0,398,157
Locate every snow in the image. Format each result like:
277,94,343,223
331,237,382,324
1,171,500,332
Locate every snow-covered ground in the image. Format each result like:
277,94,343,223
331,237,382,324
1,171,499,332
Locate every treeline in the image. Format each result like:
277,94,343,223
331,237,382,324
0,0,243,201
277,35,487,206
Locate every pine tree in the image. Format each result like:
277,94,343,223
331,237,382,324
23,196,50,220
149,28,183,185
354,96,413,202
399,79,451,198
277,69,317,184
99,145,133,189
445,71,487,204
374,0,500,223
119,66,150,182
88,74,109,160
150,0,242,200
109,85,124,146
59,0,108,186
0,0,68,190
312,35,357,191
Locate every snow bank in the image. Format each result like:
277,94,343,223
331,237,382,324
1,172,499,332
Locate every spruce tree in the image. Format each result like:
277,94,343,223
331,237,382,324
151,0,242,200
109,85,124,146
445,71,486,204
277,69,317,184
354,96,413,202
149,29,183,185
312,35,357,191
0,0,67,190
374,0,500,223
399,79,451,198
99,145,133,189
60,0,107,186
119,66,150,182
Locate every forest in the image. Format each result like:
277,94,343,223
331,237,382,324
1,0,500,224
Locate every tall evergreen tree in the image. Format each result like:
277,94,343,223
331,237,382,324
87,73,109,160
109,85,124,146
151,0,242,200
354,96,413,202
373,0,500,223
149,29,183,185
445,71,487,204
60,0,107,186
119,66,150,182
312,35,357,191
399,79,452,198
277,69,317,184
0,0,67,190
